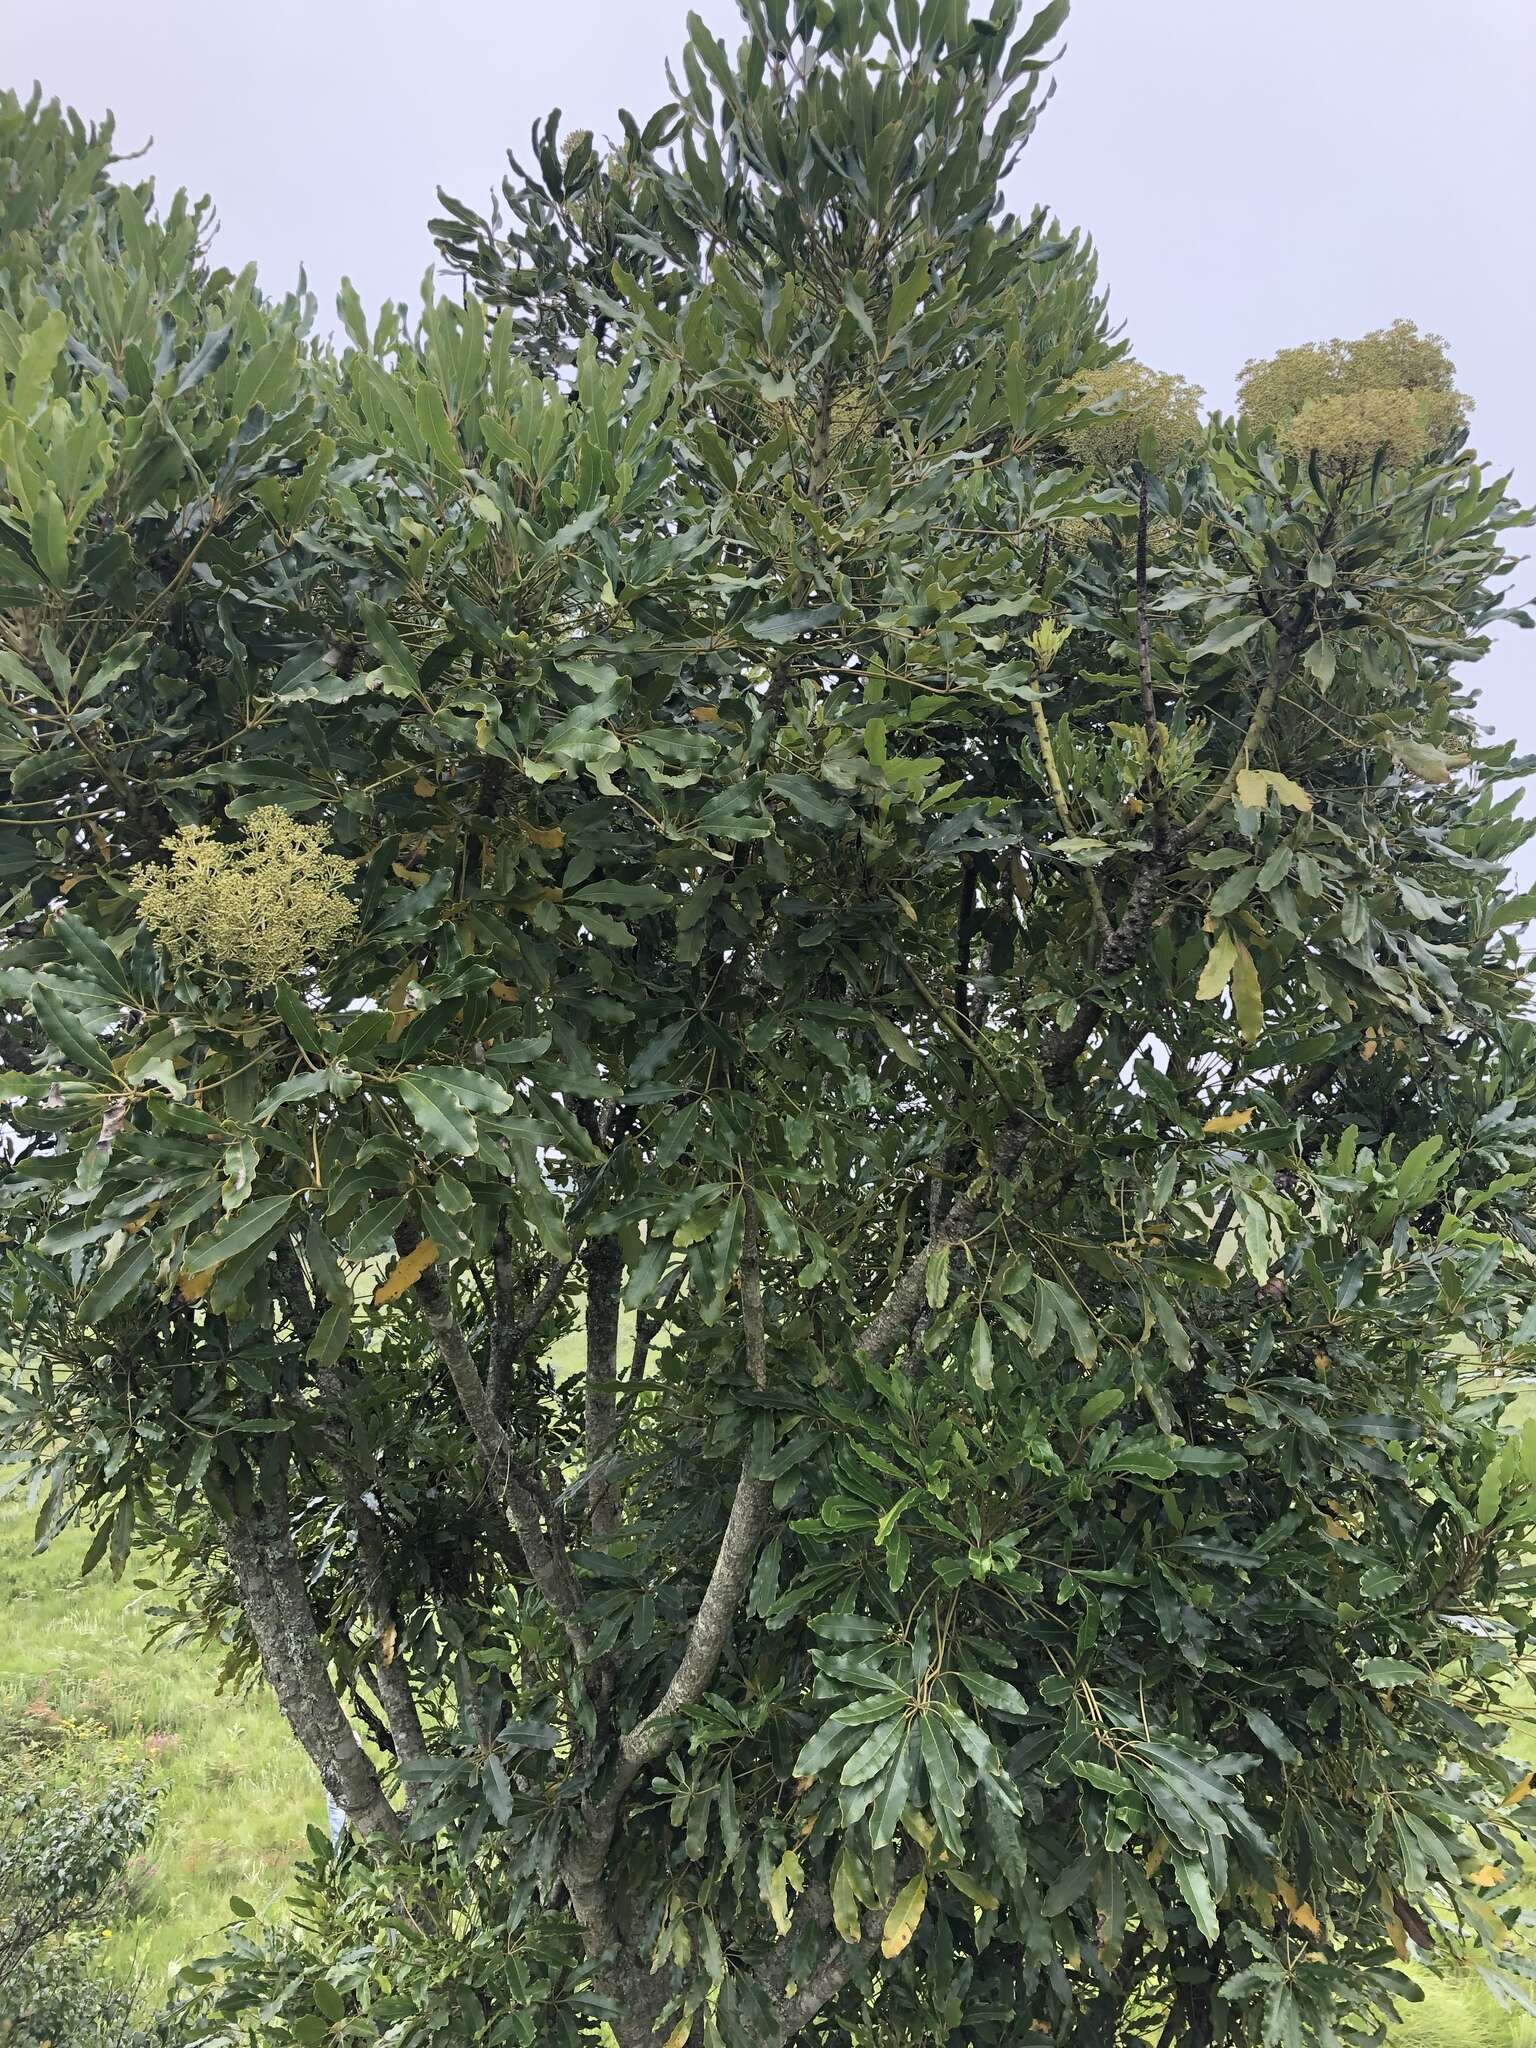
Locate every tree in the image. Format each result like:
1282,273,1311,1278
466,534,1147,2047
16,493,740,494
4,4,1536,2041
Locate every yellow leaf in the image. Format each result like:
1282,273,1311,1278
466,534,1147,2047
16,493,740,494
124,1203,161,1236
489,980,520,1002
1468,1863,1502,1889
1501,1772,1535,1809
373,1238,439,1306
690,705,720,722
1291,1901,1322,1938
519,818,564,851
765,1849,803,1936
1203,1108,1255,1135
663,2021,692,2048
179,1265,217,1303
831,1854,863,1944
1266,770,1313,812
412,776,436,798
1235,768,1268,810
1231,937,1263,1046
1196,932,1237,1001
901,1809,937,1852
1386,1913,1409,1961
390,863,430,885
881,1872,927,1959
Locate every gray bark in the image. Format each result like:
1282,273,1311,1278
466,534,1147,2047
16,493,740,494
582,1234,623,1541
223,1495,401,1847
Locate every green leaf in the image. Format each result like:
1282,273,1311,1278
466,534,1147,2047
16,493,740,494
1036,1276,1096,1366
1106,1444,1177,1480
969,1312,994,1390
745,605,843,644
182,1194,296,1276
1230,939,1263,1046
959,1668,1032,1720
832,1850,864,1942
1303,636,1336,689
31,983,118,1081
1359,1658,1425,1689
869,1729,916,1850
1174,1855,1220,1943
30,485,71,587
919,1711,964,1815
77,1240,155,1326
925,1247,950,1311
397,1074,478,1156
1187,616,1263,660
174,324,233,395
51,912,131,997
841,1711,909,1787
1244,1708,1299,1762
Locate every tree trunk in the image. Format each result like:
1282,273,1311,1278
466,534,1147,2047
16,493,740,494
223,1497,402,1847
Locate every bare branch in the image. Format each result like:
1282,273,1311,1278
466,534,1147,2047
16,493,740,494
223,1485,402,1849
408,1246,591,1658
618,1186,769,1772
1135,466,1168,840
583,1234,623,1541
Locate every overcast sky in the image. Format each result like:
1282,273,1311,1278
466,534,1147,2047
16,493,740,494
12,0,1534,796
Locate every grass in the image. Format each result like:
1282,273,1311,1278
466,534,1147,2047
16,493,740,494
0,1477,318,1996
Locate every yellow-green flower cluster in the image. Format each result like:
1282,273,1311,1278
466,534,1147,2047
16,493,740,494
1238,319,1468,475
1061,361,1205,471
133,807,358,987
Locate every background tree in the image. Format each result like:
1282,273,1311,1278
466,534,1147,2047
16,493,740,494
5,5,1536,2044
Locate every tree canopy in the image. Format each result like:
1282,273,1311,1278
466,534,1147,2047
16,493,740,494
4,4,1536,2044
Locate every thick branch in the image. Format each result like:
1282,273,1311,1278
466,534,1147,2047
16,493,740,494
767,1902,883,2044
583,1234,623,1541
619,1188,770,1774
488,1236,573,1423
408,1246,591,1657
278,1253,430,1782
223,1491,402,1848
1173,615,1307,850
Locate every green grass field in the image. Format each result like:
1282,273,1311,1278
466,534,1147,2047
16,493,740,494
0,1478,318,1996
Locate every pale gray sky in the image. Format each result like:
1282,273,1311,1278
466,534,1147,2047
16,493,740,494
11,0,1534,788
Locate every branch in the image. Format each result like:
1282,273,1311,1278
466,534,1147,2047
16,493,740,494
1135,467,1167,841
1030,690,1113,947
583,1234,623,1541
857,586,1314,1375
618,1186,770,1775
1173,609,1309,851
223,1485,402,1849
856,857,1169,1373
488,1235,574,1422
766,1899,884,2044
277,1249,429,1778
408,1243,591,1658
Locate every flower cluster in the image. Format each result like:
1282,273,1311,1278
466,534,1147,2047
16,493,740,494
1060,361,1205,471
132,807,358,988
1238,319,1469,475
